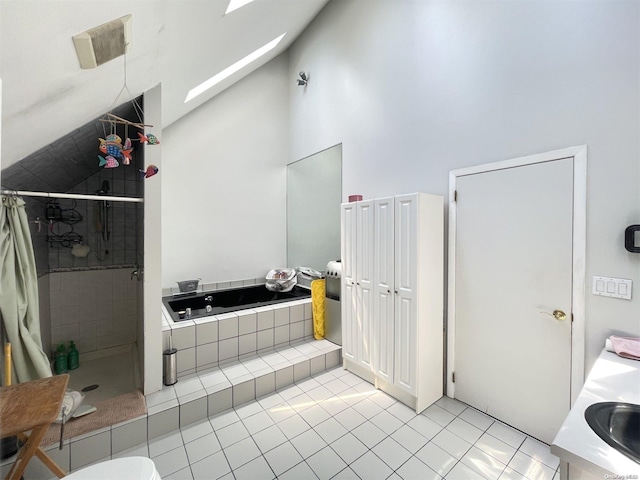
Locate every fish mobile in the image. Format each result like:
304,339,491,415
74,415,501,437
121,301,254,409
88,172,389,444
140,165,159,179
97,50,160,171
98,155,119,169
138,132,160,145
99,134,132,165
98,113,160,171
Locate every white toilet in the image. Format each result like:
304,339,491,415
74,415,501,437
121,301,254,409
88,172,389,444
63,456,161,480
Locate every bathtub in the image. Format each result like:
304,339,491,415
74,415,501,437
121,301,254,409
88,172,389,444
162,284,311,323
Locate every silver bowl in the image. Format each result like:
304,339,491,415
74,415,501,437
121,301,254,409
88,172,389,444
177,279,200,293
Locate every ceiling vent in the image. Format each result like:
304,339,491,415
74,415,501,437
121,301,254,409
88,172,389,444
73,14,132,69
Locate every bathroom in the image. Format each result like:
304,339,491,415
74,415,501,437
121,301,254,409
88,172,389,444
1,0,639,479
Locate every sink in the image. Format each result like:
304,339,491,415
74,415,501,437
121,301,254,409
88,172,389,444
584,402,640,463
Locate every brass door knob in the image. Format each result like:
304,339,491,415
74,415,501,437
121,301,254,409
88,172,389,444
541,309,567,321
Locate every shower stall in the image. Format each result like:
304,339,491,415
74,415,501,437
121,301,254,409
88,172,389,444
1,99,146,403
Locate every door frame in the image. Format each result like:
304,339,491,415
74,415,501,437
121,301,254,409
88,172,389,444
446,145,587,406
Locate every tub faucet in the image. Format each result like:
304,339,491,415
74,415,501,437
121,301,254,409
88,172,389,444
204,295,213,303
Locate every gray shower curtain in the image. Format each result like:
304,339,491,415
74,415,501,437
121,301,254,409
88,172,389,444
0,196,52,382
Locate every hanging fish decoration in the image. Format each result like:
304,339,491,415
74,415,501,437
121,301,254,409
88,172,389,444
121,138,133,165
99,134,133,165
140,164,159,178
138,132,160,145
98,155,120,169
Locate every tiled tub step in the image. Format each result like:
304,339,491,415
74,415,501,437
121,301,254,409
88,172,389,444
162,298,318,378
0,339,342,479
146,339,342,439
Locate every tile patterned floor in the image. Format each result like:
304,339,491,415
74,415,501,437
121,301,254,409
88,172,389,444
115,366,560,480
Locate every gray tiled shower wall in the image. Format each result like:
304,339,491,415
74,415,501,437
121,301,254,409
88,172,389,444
47,170,143,270
17,190,142,273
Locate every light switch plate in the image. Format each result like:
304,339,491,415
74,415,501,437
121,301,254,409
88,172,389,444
592,276,632,300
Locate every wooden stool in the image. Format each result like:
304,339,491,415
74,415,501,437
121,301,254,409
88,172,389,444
0,374,69,480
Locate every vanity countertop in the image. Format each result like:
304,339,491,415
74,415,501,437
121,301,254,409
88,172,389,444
551,348,640,476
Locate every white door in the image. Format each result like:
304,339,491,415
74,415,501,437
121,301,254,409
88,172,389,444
454,158,574,443
356,200,375,370
373,197,395,382
341,203,357,362
394,194,418,395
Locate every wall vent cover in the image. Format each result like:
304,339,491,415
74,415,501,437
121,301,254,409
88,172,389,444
73,14,132,69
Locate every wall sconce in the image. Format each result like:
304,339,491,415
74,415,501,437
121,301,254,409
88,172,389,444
297,71,308,86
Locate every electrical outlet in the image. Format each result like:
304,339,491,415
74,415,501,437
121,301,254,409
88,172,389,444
592,276,632,300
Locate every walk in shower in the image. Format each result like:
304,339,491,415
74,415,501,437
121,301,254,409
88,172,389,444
0,99,145,404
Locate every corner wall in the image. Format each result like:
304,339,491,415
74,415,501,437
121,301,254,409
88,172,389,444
287,0,640,373
161,54,290,288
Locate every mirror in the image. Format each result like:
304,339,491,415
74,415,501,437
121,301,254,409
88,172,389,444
287,144,342,273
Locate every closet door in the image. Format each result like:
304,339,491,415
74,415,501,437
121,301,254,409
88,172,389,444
373,197,395,382
341,203,357,362
356,200,375,370
394,194,418,395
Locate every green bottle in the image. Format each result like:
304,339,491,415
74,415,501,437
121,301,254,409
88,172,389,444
68,341,79,370
55,343,68,374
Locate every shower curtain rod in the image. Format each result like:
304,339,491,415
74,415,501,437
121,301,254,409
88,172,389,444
1,190,144,203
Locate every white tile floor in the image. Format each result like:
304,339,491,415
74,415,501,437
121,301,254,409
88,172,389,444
107,366,561,480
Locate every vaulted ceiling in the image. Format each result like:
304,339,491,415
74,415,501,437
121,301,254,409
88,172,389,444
0,0,329,171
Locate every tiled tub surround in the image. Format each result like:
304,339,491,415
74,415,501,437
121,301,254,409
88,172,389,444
162,296,315,377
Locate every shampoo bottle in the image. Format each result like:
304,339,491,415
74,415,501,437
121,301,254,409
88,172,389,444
55,343,68,374
68,341,79,370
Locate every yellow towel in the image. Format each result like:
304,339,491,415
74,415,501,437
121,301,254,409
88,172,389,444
311,279,326,340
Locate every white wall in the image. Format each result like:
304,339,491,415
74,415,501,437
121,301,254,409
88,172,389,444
287,0,640,373
161,54,290,288
143,83,163,395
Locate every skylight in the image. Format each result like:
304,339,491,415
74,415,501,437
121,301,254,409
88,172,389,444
184,33,286,103
225,0,255,15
